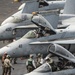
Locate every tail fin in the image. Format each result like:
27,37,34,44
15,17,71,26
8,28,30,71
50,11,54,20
32,13,59,34
18,3,25,11
63,0,75,14
42,13,59,29
21,0,39,13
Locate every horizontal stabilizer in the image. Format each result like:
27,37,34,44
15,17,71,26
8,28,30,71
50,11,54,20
30,39,75,45
57,24,69,29
15,25,38,29
30,41,50,45
49,39,75,44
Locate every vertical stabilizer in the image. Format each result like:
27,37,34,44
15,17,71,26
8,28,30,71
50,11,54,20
63,0,75,14
43,13,59,29
22,0,39,13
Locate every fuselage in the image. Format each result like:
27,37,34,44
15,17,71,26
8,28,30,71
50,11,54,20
0,26,75,57
39,1,65,11
1,10,74,41
25,68,75,75
24,61,75,75
0,37,49,57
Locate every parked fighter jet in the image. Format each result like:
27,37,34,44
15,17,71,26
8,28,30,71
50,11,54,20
0,0,66,41
0,1,38,41
0,0,40,40
0,13,75,58
0,0,71,41
1,0,65,25
29,14,75,53
0,0,74,57
23,43,75,75
24,63,75,75
0,11,59,41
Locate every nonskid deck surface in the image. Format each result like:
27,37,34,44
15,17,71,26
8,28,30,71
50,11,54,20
0,58,28,75
0,0,23,24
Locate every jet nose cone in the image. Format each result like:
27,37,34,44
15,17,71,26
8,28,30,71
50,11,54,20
0,30,8,40
1,16,14,25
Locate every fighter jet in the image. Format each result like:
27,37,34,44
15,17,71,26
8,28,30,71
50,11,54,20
0,13,75,58
3,0,67,40
0,0,59,41
0,0,74,57
0,12,59,40
29,14,75,53
0,0,67,41
1,0,66,25
24,63,75,75
23,43,75,75
0,0,40,40
30,13,75,53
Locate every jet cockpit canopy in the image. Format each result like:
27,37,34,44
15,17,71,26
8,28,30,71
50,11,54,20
22,30,37,38
33,62,52,72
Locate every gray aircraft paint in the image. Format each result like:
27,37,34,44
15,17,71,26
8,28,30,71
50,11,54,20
63,0,75,14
